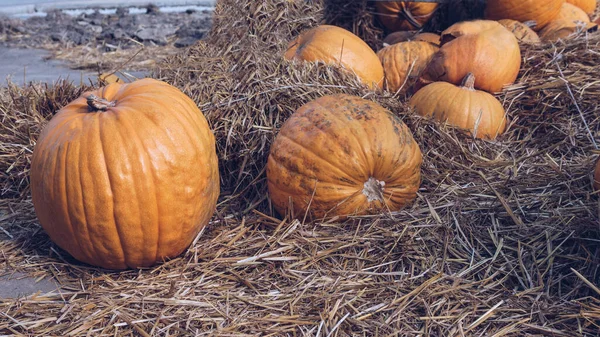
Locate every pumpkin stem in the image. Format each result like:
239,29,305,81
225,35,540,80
87,94,116,112
461,73,476,91
362,177,385,203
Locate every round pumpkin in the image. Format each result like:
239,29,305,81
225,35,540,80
539,19,598,41
567,0,597,15
383,31,441,46
418,20,521,93
410,73,507,140
498,19,542,44
266,94,422,219
555,2,591,22
375,1,439,31
30,78,220,270
285,25,384,89
377,41,439,93
484,0,565,30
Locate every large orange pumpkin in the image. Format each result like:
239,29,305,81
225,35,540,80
375,1,439,31
484,0,565,30
377,41,439,93
285,25,384,89
498,19,542,44
555,2,591,22
266,94,422,219
409,73,508,140
567,0,597,15
418,20,521,93
30,78,220,270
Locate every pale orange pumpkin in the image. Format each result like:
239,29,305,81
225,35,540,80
498,19,542,44
267,94,422,219
377,41,439,93
418,20,521,93
555,2,591,22
539,19,598,41
30,78,220,270
484,0,565,30
410,73,507,140
567,0,597,15
375,1,439,31
285,25,384,89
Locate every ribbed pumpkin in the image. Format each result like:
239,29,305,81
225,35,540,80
30,78,220,270
377,41,438,93
555,2,591,22
484,0,565,30
266,94,422,219
418,20,521,93
410,73,507,140
539,19,598,41
498,19,542,44
285,25,384,89
567,0,597,15
383,31,441,46
375,1,439,31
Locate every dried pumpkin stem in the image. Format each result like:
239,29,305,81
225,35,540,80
461,73,476,91
87,94,116,112
363,177,385,203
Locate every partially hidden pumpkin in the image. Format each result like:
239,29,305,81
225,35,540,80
267,94,422,219
375,1,439,31
567,0,597,15
484,0,565,30
30,78,220,270
555,2,591,22
410,73,507,140
498,19,542,44
418,20,521,93
383,31,441,46
285,25,384,89
377,41,439,93
538,19,598,41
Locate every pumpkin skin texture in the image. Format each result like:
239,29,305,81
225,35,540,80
555,2,591,22
377,41,439,93
266,94,422,220
30,78,220,270
409,73,507,140
285,25,384,89
567,0,597,15
375,2,439,31
539,19,598,41
498,19,542,44
418,20,521,93
484,0,565,30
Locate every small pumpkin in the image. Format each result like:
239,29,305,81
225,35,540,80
285,25,384,89
375,1,439,31
539,19,598,41
555,2,591,22
267,94,422,219
484,0,565,30
498,19,542,44
377,41,439,93
383,31,441,47
418,20,521,93
410,73,507,140
566,0,597,15
30,78,220,269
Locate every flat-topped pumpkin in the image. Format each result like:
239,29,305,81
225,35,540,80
30,78,220,270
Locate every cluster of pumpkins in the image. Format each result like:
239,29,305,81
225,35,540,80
29,0,599,270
